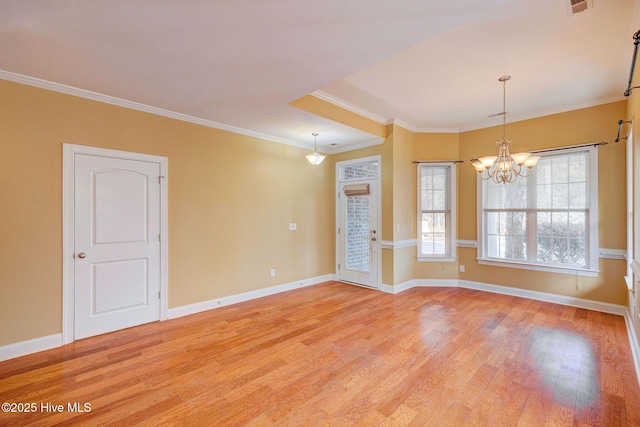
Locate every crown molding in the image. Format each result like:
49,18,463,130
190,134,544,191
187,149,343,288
310,90,388,124
391,118,459,134
324,137,385,154
0,70,316,150
458,94,628,133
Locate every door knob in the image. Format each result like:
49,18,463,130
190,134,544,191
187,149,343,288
371,237,377,241
77,252,86,259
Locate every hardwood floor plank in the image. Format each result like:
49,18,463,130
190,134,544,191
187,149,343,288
1,282,638,426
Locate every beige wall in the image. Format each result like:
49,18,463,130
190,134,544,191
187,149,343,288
412,132,461,282
0,80,335,346
0,77,631,350
458,101,628,305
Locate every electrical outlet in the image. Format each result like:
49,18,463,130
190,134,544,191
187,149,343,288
270,269,276,277
289,223,297,231
459,265,465,273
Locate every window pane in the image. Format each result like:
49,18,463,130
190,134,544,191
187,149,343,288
483,150,590,269
552,157,569,184
569,183,586,208
486,177,527,209
551,212,569,236
538,212,552,236
537,237,553,262
421,166,448,211
552,183,569,209
341,161,378,180
345,195,370,272
485,211,526,260
569,212,585,237
552,238,568,263
421,212,446,255
569,238,586,266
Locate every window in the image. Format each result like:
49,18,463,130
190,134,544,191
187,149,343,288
417,163,456,261
478,147,598,276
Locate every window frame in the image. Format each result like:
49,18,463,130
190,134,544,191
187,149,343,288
417,162,457,262
476,146,599,277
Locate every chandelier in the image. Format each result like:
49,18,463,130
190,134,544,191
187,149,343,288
305,132,326,165
470,76,540,183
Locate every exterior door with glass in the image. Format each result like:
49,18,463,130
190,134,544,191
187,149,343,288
338,179,378,288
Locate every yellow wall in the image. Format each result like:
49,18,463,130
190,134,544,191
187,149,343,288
412,132,461,282
0,76,630,350
458,101,628,305
290,95,387,139
0,79,335,346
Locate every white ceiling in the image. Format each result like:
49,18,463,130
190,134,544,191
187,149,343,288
1,0,639,151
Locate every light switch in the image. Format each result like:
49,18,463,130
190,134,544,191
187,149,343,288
289,223,297,231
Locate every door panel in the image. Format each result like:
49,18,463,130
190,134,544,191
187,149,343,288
74,154,161,339
338,180,378,288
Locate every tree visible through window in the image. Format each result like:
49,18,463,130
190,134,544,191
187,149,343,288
480,148,596,273
418,163,456,260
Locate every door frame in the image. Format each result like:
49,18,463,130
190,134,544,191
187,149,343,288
335,155,381,289
62,144,169,344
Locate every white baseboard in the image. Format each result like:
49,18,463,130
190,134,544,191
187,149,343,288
383,278,626,315
380,279,458,294
167,274,336,319
0,274,336,363
458,280,626,315
0,334,63,363
625,309,640,386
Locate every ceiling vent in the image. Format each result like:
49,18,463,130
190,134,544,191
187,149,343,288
567,0,593,15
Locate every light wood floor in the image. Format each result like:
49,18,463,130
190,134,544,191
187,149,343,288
1,282,639,426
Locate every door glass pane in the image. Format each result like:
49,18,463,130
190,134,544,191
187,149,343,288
341,161,379,180
346,194,370,272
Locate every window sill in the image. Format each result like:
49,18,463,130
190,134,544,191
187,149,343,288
477,258,599,277
418,256,456,263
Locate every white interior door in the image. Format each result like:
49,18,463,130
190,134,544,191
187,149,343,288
73,153,161,339
338,179,378,288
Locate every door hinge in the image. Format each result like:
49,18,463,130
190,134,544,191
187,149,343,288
158,234,161,241
338,263,340,269
159,175,165,184
338,227,340,234
158,291,161,299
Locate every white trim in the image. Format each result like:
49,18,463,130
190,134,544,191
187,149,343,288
380,239,417,250
335,155,382,290
598,248,627,260
381,278,626,316
625,309,640,386
477,258,599,277
0,334,63,362
459,280,625,315
476,146,599,278
458,95,627,132
417,162,457,260
392,118,459,134
311,91,387,124
0,70,311,151
457,240,478,248
63,144,169,344
325,137,385,154
417,256,456,263
168,274,335,319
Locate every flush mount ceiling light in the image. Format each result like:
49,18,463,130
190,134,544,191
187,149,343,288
305,132,326,165
470,76,540,184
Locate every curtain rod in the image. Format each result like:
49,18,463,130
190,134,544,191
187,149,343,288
625,29,640,96
469,142,607,163
615,119,632,142
412,160,464,164
530,141,608,154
